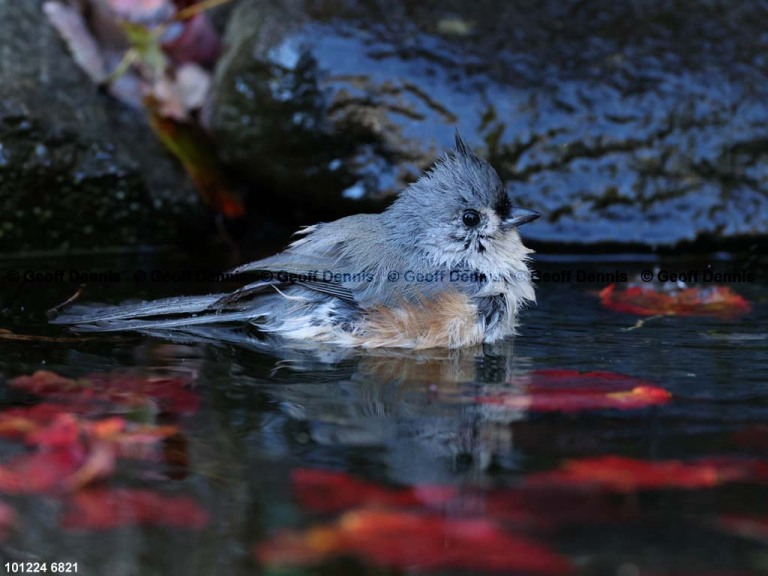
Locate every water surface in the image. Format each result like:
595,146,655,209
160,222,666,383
1,252,766,575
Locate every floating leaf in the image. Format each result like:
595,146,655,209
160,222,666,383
255,509,572,574
61,488,208,530
599,283,751,318
525,456,768,493
476,369,671,413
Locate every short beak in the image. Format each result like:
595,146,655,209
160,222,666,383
503,206,541,228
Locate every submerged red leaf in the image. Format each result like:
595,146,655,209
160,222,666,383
292,469,456,514
291,468,633,531
0,501,14,539
0,413,117,494
0,450,79,494
26,413,82,449
10,370,199,416
255,509,572,574
10,370,80,396
61,488,209,530
715,515,768,543
91,420,182,462
61,441,117,492
0,404,70,440
0,406,185,495
476,369,671,413
0,404,180,459
484,488,636,531
599,283,751,318
525,456,768,492
0,441,114,495
731,425,768,451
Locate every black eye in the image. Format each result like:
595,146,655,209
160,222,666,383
462,210,481,228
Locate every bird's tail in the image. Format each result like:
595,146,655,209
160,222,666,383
50,293,259,333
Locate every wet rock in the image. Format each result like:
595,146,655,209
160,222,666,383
0,0,204,254
208,0,768,248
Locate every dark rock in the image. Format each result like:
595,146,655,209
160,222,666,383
0,0,204,254
208,0,768,249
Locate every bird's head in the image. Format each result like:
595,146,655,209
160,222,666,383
385,131,539,273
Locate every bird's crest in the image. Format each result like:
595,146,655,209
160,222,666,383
454,129,474,157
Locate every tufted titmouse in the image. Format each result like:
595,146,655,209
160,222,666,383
54,132,540,349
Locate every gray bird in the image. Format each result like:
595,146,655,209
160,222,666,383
53,132,540,349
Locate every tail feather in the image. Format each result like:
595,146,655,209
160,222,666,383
66,310,261,333
51,294,228,326
50,293,266,333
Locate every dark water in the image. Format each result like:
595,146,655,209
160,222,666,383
1,252,766,575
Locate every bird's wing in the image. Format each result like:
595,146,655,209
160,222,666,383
228,217,387,308
232,251,359,306
231,253,481,311
229,252,360,306
227,215,485,311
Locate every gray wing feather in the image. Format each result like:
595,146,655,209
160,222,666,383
300,281,357,303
